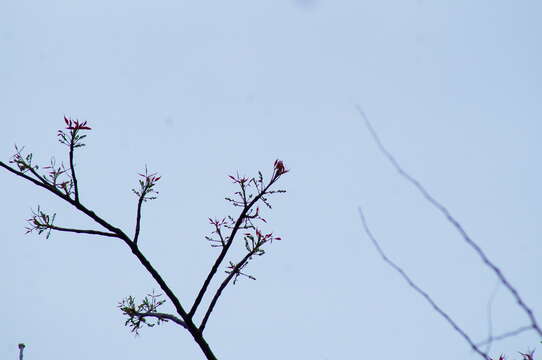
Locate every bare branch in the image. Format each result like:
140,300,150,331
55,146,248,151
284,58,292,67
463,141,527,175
59,116,92,202
2,122,220,360
46,225,119,238
132,168,161,245
134,194,144,244
189,180,275,318
356,105,542,338
476,325,534,347
68,141,79,202
482,281,501,355
28,163,50,186
2,159,217,358
133,311,188,329
358,207,491,360
1,161,196,321
1,161,63,198
199,250,255,332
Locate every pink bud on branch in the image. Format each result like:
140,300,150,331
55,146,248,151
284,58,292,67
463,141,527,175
273,159,289,180
64,116,92,130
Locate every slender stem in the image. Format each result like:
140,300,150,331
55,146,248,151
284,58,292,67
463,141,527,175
475,325,534,347
128,244,217,360
215,225,225,246
1,160,219,360
27,164,50,186
134,192,145,244
132,311,188,329
189,181,273,318
46,225,119,238
1,161,58,194
200,250,255,332
69,135,79,202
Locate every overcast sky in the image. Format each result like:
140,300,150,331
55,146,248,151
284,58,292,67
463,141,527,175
2,1,541,359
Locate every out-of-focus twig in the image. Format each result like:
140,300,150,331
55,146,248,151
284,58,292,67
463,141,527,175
483,281,501,355
358,207,491,360
476,325,534,347
356,105,541,338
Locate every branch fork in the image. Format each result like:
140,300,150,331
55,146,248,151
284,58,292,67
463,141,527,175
0,116,289,360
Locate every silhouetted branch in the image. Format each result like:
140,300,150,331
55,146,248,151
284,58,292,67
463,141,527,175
68,138,79,202
189,196,261,317
200,250,255,332
27,162,50,186
356,105,541,339
189,173,283,317
1,154,216,359
132,167,160,245
45,225,119,238
134,194,144,244
2,119,288,360
0,161,58,196
134,311,187,328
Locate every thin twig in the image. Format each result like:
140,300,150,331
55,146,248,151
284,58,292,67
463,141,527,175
1,161,130,239
476,325,534,347
356,105,542,338
132,311,188,329
189,181,274,318
358,207,491,360
134,193,145,244
2,154,218,359
483,281,501,354
28,164,50,186
1,161,59,196
216,226,225,246
199,250,255,332
69,137,79,202
46,225,119,238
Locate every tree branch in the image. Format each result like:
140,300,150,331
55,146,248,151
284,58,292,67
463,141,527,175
358,207,491,360
356,105,542,338
1,161,56,194
2,145,218,360
45,225,119,238
189,181,274,318
482,281,501,355
69,137,79,202
132,311,188,329
126,245,217,359
475,325,534,347
2,160,216,358
28,164,50,186
134,193,144,244
199,250,255,332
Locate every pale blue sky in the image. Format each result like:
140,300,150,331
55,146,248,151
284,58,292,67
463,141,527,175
2,1,541,359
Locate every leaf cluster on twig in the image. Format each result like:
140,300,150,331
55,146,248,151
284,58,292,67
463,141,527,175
25,206,56,239
118,291,173,335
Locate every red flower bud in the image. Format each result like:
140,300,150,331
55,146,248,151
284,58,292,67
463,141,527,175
273,159,289,176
